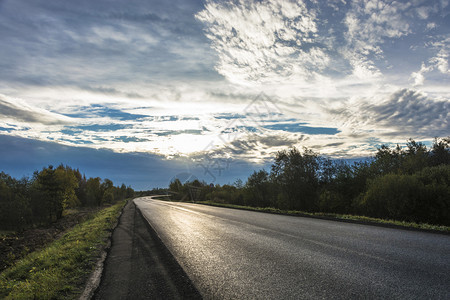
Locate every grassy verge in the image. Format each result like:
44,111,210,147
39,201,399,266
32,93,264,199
197,201,450,233
0,200,127,299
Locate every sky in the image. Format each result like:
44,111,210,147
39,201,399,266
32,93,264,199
0,0,449,190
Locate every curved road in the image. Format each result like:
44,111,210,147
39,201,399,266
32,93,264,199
134,197,450,299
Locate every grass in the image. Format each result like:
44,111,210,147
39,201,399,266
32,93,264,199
197,201,450,233
0,200,127,299
0,231,15,238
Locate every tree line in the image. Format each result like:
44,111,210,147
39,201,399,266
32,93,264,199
0,165,134,230
170,137,450,226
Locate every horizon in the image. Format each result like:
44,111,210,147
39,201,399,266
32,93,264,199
0,134,373,191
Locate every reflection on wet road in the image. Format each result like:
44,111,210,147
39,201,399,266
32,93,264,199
135,197,450,299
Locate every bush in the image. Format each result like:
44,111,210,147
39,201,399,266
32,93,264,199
362,168,450,225
416,165,450,225
318,190,346,214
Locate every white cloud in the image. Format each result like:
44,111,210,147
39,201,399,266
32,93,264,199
426,22,437,30
410,63,433,86
430,49,449,74
410,70,426,86
1,0,449,163
416,6,433,19
342,0,411,79
196,0,323,86
410,38,450,85
195,0,446,91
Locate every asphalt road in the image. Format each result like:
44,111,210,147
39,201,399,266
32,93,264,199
134,197,450,299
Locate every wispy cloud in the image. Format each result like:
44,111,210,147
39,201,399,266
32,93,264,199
410,37,450,86
0,94,72,125
196,0,449,100
196,0,322,85
342,0,412,79
328,88,449,138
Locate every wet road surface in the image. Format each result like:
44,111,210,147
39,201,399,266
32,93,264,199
134,197,450,299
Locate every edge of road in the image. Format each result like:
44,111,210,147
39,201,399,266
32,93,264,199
79,199,129,300
132,201,202,299
190,201,450,236
90,198,202,299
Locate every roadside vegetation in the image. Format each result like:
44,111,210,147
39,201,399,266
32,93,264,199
197,201,449,232
135,187,169,197
170,137,450,228
0,164,134,231
0,164,135,275
0,200,126,299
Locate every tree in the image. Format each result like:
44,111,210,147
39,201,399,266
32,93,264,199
233,178,244,189
126,186,134,199
31,165,77,222
245,170,271,207
402,139,428,174
0,173,32,230
372,144,403,175
74,169,88,206
429,137,450,166
118,183,127,201
54,165,79,209
101,179,115,203
362,174,422,220
86,177,102,206
169,178,184,200
360,164,450,225
271,147,320,211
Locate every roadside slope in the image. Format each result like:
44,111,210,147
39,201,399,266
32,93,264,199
0,201,126,299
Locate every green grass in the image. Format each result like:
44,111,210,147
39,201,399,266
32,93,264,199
197,201,450,233
0,200,127,299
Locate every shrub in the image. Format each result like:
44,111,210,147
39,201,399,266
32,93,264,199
362,168,450,225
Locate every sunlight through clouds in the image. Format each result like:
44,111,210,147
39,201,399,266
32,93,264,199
0,0,449,181
195,0,449,157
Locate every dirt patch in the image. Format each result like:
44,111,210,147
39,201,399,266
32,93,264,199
0,207,102,272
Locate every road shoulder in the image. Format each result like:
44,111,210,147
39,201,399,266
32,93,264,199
94,200,201,299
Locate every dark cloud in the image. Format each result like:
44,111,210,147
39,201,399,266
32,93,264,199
153,129,203,136
0,134,178,189
0,0,217,89
0,96,69,125
251,135,298,148
324,142,345,147
330,89,449,137
194,134,298,158
369,89,448,129
0,135,261,189
263,123,340,135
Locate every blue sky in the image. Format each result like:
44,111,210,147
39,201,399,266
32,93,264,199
0,0,449,190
